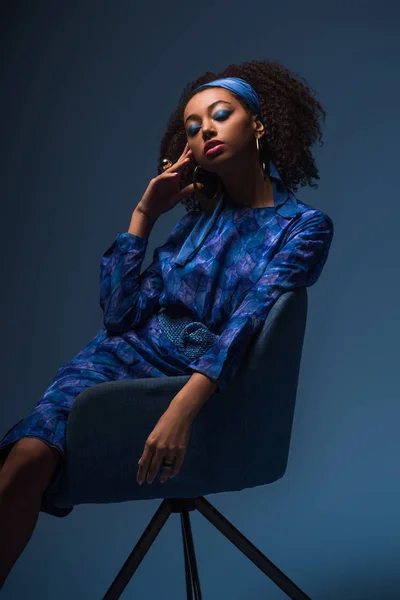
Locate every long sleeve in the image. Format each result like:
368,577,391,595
99,209,202,334
100,232,163,333
187,210,334,394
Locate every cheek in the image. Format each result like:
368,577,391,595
230,129,249,151
226,118,251,146
188,140,205,162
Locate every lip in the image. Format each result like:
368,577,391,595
205,143,225,156
204,139,224,154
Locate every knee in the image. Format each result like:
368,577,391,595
0,438,62,498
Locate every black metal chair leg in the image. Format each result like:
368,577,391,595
181,512,194,600
101,495,311,600
180,509,202,600
195,497,312,600
102,499,173,600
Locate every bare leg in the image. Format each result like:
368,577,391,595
0,438,62,590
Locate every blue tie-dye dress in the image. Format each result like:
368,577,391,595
0,167,334,516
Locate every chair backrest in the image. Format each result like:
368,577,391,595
199,286,308,493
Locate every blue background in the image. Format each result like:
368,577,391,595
1,1,399,598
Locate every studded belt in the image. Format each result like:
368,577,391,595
157,307,218,360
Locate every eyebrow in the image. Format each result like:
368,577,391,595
184,100,233,125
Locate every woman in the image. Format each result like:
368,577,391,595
0,59,334,587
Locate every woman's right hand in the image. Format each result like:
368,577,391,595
136,143,200,221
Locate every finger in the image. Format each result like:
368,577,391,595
177,146,193,165
169,451,185,479
146,448,166,484
178,142,190,160
161,156,191,175
137,446,153,484
173,156,191,169
177,151,192,167
159,456,176,483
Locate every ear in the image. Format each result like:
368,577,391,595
252,115,265,138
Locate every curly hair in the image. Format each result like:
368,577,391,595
158,59,326,213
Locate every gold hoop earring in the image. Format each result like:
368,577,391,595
193,165,223,211
256,136,267,181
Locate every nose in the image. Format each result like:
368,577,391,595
201,119,218,140
202,131,218,144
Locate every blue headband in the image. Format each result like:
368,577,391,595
193,77,263,123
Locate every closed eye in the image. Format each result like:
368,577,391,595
214,110,231,121
186,110,233,137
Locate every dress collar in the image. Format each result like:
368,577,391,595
174,160,300,267
267,160,302,219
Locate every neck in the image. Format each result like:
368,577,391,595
216,152,274,208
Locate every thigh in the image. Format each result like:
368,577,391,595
32,365,122,424
0,329,166,467
53,328,166,383
0,365,121,464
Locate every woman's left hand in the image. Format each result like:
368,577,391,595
137,403,193,485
